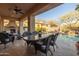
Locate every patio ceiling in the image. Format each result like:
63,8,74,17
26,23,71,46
0,3,62,20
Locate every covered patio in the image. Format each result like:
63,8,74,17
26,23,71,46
0,3,61,34
0,3,78,56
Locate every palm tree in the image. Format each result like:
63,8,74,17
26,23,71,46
75,5,79,11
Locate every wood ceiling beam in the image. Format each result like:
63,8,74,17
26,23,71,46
0,16,19,20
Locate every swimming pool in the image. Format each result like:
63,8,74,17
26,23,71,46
58,34,79,42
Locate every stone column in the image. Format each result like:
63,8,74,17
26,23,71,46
19,19,24,35
2,18,4,31
0,18,2,32
27,15,35,40
28,16,35,32
0,18,4,32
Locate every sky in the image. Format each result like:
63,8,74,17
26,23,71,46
35,3,78,23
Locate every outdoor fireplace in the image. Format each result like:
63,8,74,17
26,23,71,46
6,19,17,34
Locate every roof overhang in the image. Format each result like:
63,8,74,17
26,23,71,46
20,3,62,20
0,3,62,20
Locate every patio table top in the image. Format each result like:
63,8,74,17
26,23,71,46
23,33,53,41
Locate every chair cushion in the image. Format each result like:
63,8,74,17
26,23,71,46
50,41,54,46
22,32,32,37
5,39,9,42
41,45,46,50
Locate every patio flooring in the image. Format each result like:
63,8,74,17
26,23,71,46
0,38,78,56
53,38,77,56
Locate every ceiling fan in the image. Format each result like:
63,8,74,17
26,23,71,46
9,5,24,15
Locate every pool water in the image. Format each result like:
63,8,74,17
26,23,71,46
58,34,79,42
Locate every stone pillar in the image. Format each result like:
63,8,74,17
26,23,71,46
28,16,35,32
27,15,35,40
19,19,24,35
2,19,4,31
0,18,4,32
0,18,2,32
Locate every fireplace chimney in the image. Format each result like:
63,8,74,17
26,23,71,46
7,19,17,28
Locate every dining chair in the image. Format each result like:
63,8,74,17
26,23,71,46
50,33,59,51
31,31,38,35
33,35,53,56
22,31,32,45
22,31,38,46
22,31,32,37
0,32,15,48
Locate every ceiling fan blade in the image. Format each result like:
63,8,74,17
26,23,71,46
19,11,24,14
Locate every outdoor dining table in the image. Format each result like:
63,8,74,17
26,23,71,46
22,33,53,45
